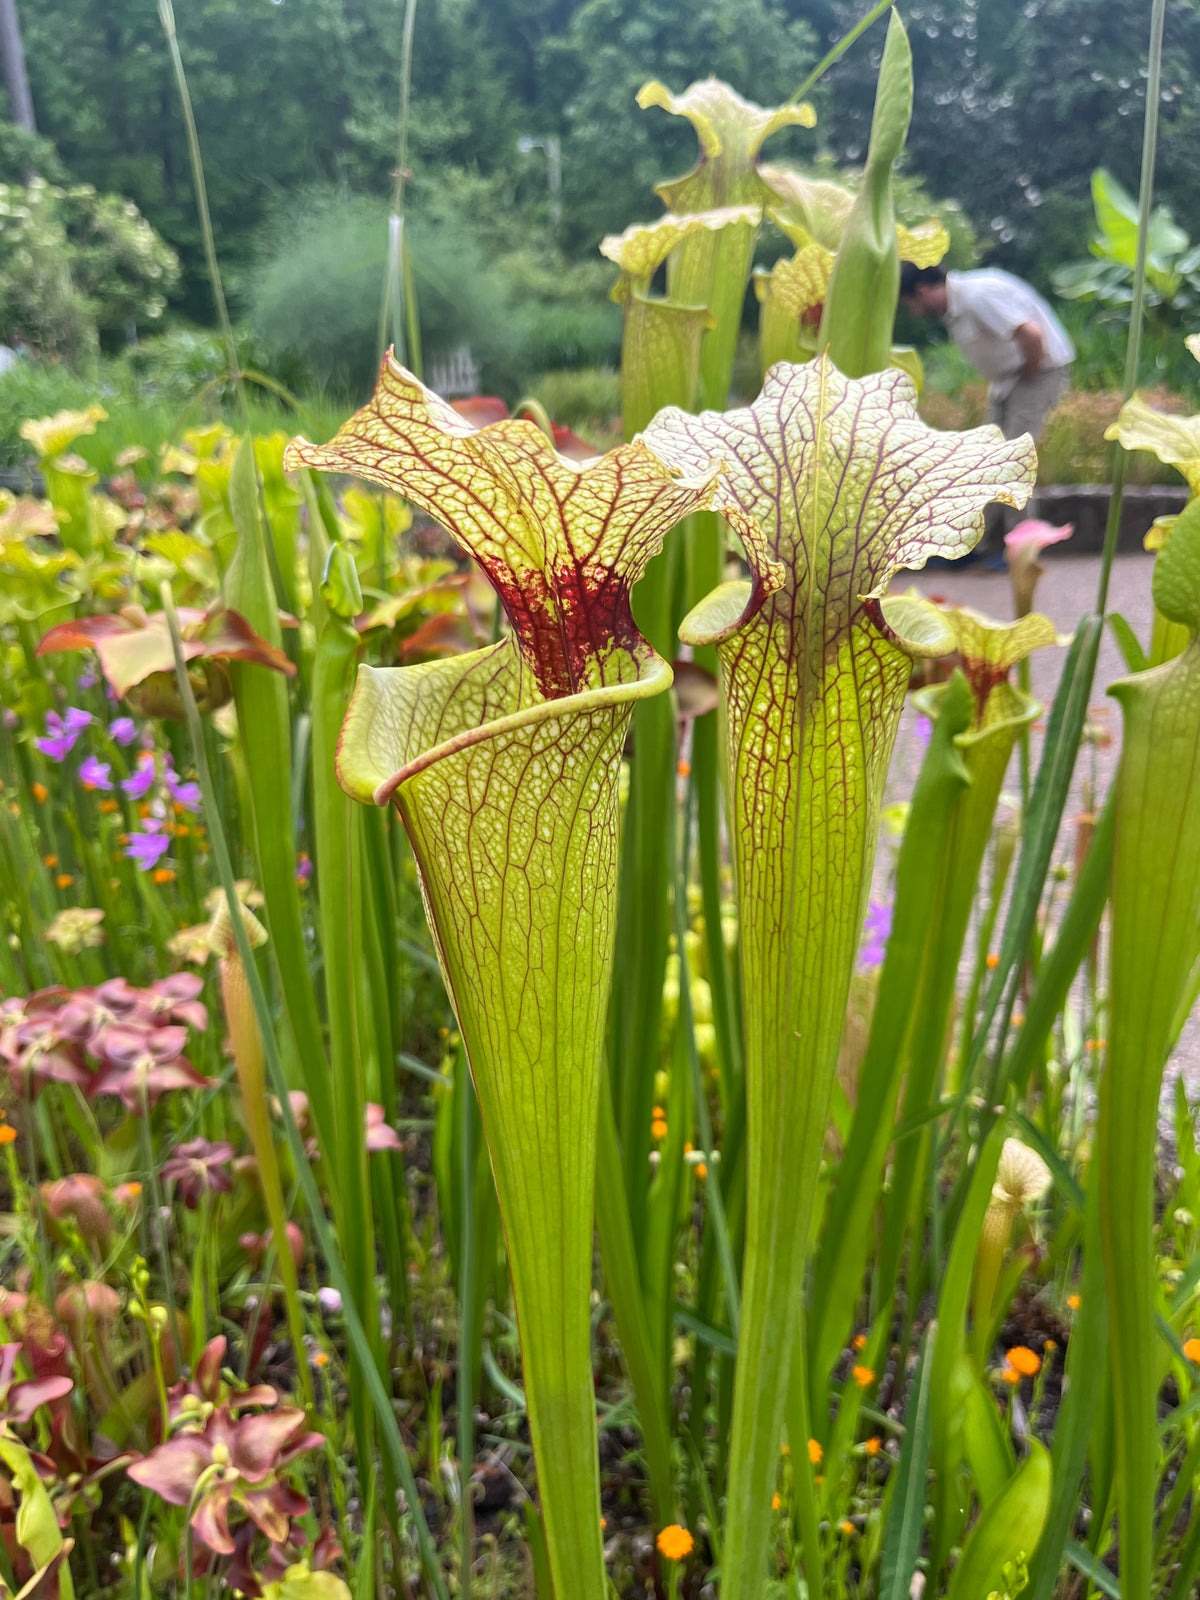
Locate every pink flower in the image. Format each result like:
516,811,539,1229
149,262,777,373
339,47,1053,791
1004,518,1074,555
1005,520,1074,616
163,761,202,813
365,1102,403,1153
89,1022,213,1110
108,716,138,746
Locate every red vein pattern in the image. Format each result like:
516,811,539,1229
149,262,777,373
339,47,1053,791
286,356,725,700
643,355,1037,1597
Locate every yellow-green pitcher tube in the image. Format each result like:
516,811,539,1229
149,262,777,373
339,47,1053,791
645,358,1036,1598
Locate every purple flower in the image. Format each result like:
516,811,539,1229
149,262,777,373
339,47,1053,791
78,755,113,792
36,708,93,763
109,717,137,747
316,1287,342,1315
163,766,202,813
121,754,157,800
295,852,312,884
77,664,99,690
125,827,171,872
857,899,892,972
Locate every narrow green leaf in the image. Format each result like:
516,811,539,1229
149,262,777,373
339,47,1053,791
878,1326,935,1600
945,1441,1052,1600
1101,496,1200,1600
1066,1540,1122,1600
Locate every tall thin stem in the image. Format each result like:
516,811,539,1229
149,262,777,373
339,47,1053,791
786,0,893,109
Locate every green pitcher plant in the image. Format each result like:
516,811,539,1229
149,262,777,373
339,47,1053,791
283,357,771,1600
809,606,1058,1407
644,356,1037,1598
1101,492,1200,1600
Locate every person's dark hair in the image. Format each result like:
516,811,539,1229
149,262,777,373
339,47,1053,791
899,262,947,299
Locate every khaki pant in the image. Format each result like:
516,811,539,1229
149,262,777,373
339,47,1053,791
983,365,1069,547
985,364,1069,441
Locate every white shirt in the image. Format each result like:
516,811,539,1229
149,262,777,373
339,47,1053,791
944,269,1074,397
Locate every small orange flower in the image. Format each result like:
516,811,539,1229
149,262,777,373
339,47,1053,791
55,874,73,890
1184,1337,1200,1364
851,1364,875,1389
652,1104,666,1119
153,868,176,885
1001,1365,1020,1385
814,1474,824,1486
780,1443,791,1458
1044,1339,1057,1354
865,1437,881,1457
600,1517,607,1531
99,798,119,814
1005,1345,1040,1378
651,1119,668,1140
656,1525,694,1562
42,854,58,869
807,1438,823,1466
852,1333,867,1351
677,759,691,778
31,782,48,803
695,1162,707,1180
7,802,19,817
173,802,188,816
1067,1293,1081,1311
839,1520,855,1536
683,1141,694,1154
771,1492,781,1511
986,952,999,969
112,1181,142,1202
0,1126,16,1145
313,1351,330,1367
1012,1012,1025,1027
175,824,190,838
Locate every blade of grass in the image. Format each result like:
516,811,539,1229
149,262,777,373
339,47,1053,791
878,1325,935,1600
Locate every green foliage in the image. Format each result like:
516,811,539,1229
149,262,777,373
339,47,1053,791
0,177,178,361
1054,168,1200,312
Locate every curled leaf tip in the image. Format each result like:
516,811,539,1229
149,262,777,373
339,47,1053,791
601,207,762,290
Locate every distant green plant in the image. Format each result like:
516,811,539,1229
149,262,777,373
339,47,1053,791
1054,168,1200,314
0,179,178,360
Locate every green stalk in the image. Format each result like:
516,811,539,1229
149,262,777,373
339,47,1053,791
1101,494,1200,1600
785,0,895,108
809,671,972,1397
161,585,450,1600
310,540,380,1521
223,441,335,1147
377,0,420,367
457,1046,476,1597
